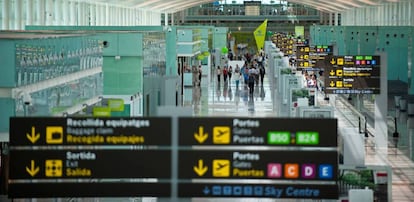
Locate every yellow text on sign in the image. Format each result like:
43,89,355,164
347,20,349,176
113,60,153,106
213,126,230,144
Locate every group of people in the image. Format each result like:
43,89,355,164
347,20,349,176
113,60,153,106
303,71,318,89
216,52,266,96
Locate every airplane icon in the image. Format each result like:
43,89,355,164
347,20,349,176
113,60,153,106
213,159,230,177
215,129,227,137
216,162,228,170
213,126,230,144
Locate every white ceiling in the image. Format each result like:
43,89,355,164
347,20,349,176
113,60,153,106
90,0,216,13
88,0,406,13
287,0,406,13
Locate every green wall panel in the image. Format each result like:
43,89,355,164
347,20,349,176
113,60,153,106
118,33,143,56
99,34,119,56
378,27,410,81
98,33,143,57
213,27,228,51
359,27,378,55
103,57,142,95
311,25,414,87
0,40,16,87
166,26,177,76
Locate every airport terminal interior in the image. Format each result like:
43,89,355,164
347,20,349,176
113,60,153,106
1,0,414,201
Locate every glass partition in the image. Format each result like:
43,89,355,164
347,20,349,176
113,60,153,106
143,32,166,77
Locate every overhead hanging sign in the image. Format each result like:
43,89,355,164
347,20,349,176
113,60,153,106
322,55,380,94
8,117,172,198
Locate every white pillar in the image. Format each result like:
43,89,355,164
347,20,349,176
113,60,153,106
90,3,96,26
123,8,126,26
54,0,62,25
334,12,339,26
24,0,32,27
79,2,85,26
96,4,101,25
14,0,22,29
62,0,68,25
410,1,413,26
69,1,75,25
105,4,109,25
164,12,168,26
37,0,45,26
45,0,52,25
95,5,103,26
2,0,9,29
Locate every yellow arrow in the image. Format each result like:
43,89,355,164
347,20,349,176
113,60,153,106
330,70,335,76
330,58,336,65
330,81,335,87
194,126,208,144
26,126,40,144
193,159,208,176
26,160,39,177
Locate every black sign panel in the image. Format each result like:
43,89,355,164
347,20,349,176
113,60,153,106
10,117,171,146
9,182,171,198
179,150,338,180
179,183,338,199
296,45,333,69
322,55,380,94
9,150,171,179
179,118,337,147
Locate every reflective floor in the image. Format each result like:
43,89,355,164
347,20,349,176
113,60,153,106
181,71,414,202
185,74,275,118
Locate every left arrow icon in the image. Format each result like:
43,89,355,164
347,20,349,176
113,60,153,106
26,126,40,144
26,160,40,177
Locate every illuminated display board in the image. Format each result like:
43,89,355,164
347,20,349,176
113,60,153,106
296,45,333,69
8,117,172,198
9,117,339,199
271,33,295,56
179,117,337,147
178,117,339,199
179,150,338,180
323,55,380,94
10,117,171,146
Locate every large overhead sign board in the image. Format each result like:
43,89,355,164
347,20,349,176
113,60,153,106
322,55,380,94
9,117,339,200
178,117,339,199
295,45,333,69
8,117,172,198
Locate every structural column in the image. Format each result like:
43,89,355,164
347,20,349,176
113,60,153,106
334,12,339,26
164,12,168,26
62,0,68,25
54,0,62,25
2,0,10,29
45,0,53,25
36,0,45,26
14,0,22,29
24,0,33,27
